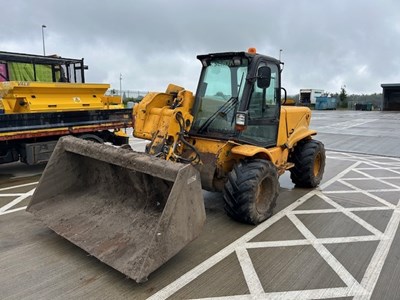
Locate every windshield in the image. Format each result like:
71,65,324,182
192,58,248,135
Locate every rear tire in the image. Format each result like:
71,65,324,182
289,139,325,188
223,159,279,225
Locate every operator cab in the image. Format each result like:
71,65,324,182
191,48,281,148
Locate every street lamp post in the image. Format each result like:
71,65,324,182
41,25,46,56
119,73,123,101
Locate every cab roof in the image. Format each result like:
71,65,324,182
197,51,280,64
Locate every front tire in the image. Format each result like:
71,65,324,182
223,159,279,225
289,139,326,188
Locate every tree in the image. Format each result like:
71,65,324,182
339,85,348,108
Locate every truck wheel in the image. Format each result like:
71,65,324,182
78,134,104,143
223,159,279,225
289,139,325,188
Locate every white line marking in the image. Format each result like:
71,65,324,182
293,208,341,214
293,207,392,214
317,193,385,237
287,214,364,290
0,188,35,213
0,206,27,215
343,177,400,180
236,247,264,294
324,189,400,194
354,208,400,300
246,240,312,248
338,180,396,209
352,169,400,190
189,287,369,300
148,162,361,300
358,168,400,170
0,181,38,192
358,160,400,168
345,207,394,212
326,154,400,165
0,194,24,197
246,236,382,249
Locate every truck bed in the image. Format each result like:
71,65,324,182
0,108,132,140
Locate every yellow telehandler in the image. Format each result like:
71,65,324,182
27,48,325,283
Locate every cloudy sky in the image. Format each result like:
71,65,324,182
2,0,400,95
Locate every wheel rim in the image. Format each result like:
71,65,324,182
313,152,322,177
255,176,273,215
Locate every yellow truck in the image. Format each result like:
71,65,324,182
0,51,132,165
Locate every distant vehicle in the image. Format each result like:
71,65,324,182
315,96,337,110
299,89,324,106
355,103,373,111
0,51,132,165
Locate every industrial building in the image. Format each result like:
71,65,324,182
381,83,400,110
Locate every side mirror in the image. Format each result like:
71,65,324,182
257,66,271,89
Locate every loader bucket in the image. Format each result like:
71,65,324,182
27,136,206,283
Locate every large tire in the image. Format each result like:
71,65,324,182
78,133,104,143
289,139,325,188
223,159,279,225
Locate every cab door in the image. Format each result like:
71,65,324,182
240,61,280,147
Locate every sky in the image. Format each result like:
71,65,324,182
1,0,400,95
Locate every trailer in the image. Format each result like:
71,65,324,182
299,89,324,106
0,51,132,165
315,96,337,110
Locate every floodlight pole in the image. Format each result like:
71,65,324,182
41,25,47,56
120,73,123,101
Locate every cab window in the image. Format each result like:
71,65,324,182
241,62,279,146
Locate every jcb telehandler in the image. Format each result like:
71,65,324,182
27,48,325,283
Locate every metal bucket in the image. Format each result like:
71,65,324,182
27,136,205,283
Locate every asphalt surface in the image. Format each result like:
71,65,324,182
311,110,400,157
0,110,400,300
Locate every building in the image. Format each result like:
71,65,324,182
381,83,400,111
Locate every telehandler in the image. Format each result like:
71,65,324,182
27,48,325,283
